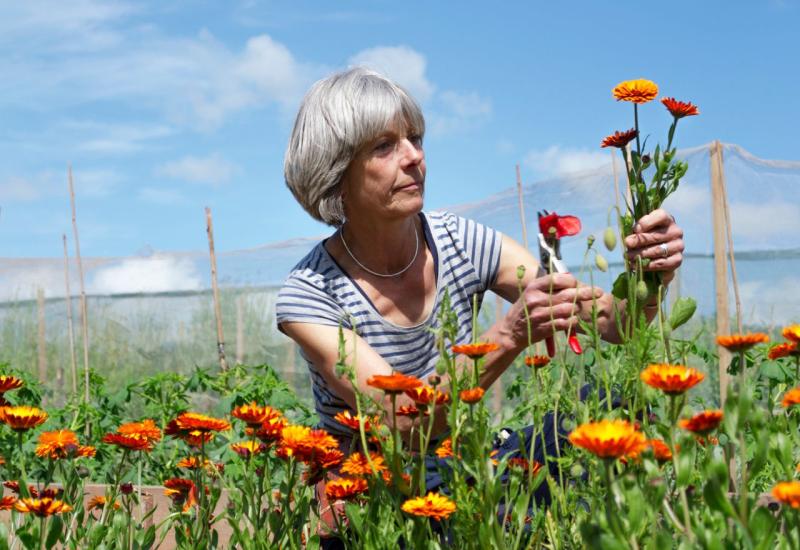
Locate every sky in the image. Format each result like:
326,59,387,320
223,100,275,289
1,0,798,261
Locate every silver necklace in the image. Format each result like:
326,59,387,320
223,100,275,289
340,223,419,278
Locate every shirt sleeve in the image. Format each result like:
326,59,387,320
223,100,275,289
451,213,503,291
275,272,352,332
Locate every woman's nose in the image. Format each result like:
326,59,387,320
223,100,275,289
399,138,424,165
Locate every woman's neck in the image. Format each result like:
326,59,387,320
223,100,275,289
339,214,421,276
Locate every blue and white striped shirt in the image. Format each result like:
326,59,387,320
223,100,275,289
276,210,502,436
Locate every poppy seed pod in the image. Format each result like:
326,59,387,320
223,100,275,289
587,235,596,248
595,254,608,272
603,227,617,251
636,280,650,301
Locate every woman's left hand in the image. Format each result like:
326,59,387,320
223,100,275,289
624,208,684,284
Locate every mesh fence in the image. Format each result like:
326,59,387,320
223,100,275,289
2,142,799,397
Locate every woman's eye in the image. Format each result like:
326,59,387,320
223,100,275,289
374,140,393,153
409,134,423,147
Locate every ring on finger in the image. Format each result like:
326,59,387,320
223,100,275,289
659,243,669,258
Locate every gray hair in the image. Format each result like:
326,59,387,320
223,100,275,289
284,67,425,226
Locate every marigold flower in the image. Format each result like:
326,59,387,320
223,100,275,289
773,481,800,508
435,438,453,459
612,79,659,104
0,496,17,510
231,440,266,459
640,364,704,395
601,128,638,149
35,430,79,459
325,477,368,500
181,430,215,447
118,419,162,443
678,410,723,435
277,425,339,463
524,355,551,369
405,385,450,406
0,375,23,393
163,478,198,512
165,412,230,435
769,342,799,360
451,342,500,359
401,492,456,521
661,97,699,119
782,388,800,408
341,452,387,477
459,387,485,404
249,415,288,442
14,497,72,516
647,439,674,462
334,410,376,432
313,448,344,470
86,495,120,511
783,325,800,344
231,402,281,427
397,404,425,417
568,420,647,459
366,372,423,394
76,445,96,458
716,333,769,352
507,457,543,476
0,406,48,431
177,456,212,470
102,433,153,452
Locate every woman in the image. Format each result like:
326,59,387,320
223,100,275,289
276,67,684,535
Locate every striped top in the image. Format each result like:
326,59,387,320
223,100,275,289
276,210,503,437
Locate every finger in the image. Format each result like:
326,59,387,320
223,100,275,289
526,273,581,292
625,224,683,250
527,285,603,307
642,253,684,272
627,239,685,261
529,302,580,323
541,316,580,334
632,209,672,233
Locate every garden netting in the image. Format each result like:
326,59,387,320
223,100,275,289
2,142,799,398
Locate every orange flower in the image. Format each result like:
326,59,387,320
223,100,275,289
163,478,198,512
277,425,340,463
640,364,704,395
678,410,723,435
231,440,266,458
165,412,230,435
568,420,647,459
405,385,450,406
0,406,48,431
325,477,368,500
250,415,288,443
341,452,387,477
118,419,162,443
401,492,456,521
769,342,799,360
313,448,344,470
397,404,425,417
459,387,485,404
661,97,699,119
451,342,500,359
783,325,800,344
334,410,376,432
0,496,17,510
232,402,281,427
507,457,543,476
76,445,96,458
647,439,674,462
612,79,659,104
716,333,769,352
14,497,72,516
0,375,23,393
366,372,422,394
524,355,551,369
181,430,215,447
102,433,153,452
86,495,120,511
177,456,212,470
773,481,800,508
435,438,453,459
36,430,79,459
601,128,638,149
782,388,800,408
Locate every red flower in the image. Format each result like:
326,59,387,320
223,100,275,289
679,410,723,435
538,213,581,239
601,128,638,149
405,385,450,406
661,97,699,119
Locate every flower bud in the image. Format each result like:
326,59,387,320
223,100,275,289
595,254,608,272
603,227,617,251
516,265,526,280
435,359,447,376
586,235,595,248
427,375,441,387
636,280,650,301
120,482,134,495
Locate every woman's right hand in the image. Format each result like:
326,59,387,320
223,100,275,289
506,273,603,350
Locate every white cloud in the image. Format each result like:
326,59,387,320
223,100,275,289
429,90,492,136
0,177,42,202
155,153,237,186
348,46,435,102
73,169,121,197
729,201,800,240
71,121,174,154
90,254,202,294
524,146,609,177
737,276,800,325
139,187,185,205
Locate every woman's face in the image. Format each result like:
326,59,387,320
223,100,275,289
341,120,426,223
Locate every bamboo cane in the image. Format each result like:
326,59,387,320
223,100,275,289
235,294,244,365
36,288,47,390
493,293,504,418
205,207,228,371
710,141,732,402
515,164,529,250
716,142,743,334
68,166,91,408
62,234,78,395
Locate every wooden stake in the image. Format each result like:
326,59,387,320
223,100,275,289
68,165,91,407
493,293,504,417
62,234,78,395
205,207,228,371
235,294,244,365
515,165,529,250
36,288,47,388
710,142,731,403
717,143,743,334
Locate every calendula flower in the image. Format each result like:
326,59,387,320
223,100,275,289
163,478,198,512
249,415,288,443
277,425,339,463
325,477,368,500
459,387,485,404
76,445,96,458
102,433,153,452
451,342,500,359
165,412,230,435
538,212,582,238
397,404,424,417
177,456,212,470
773,481,800,508
405,385,450,406
0,496,17,510
716,333,769,352
341,452,387,477
435,438,453,459
612,79,659,104
601,128,639,149
401,492,457,521
782,388,800,408
507,457,543,476
524,355,551,369
231,440,266,459
640,364,704,395
661,97,699,119
86,495,120,511
14,497,72,516
647,439,674,462
334,410,376,432
117,419,162,443
366,373,423,394
0,375,23,393
35,430,79,459
678,410,723,435
232,402,280,427
0,406,48,431
769,342,799,360
314,448,344,469
783,325,800,344
568,420,647,459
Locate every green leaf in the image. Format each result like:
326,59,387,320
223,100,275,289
45,515,63,549
611,273,628,301
668,297,696,330
703,459,736,518
750,507,777,548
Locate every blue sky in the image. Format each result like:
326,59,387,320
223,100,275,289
2,0,798,260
